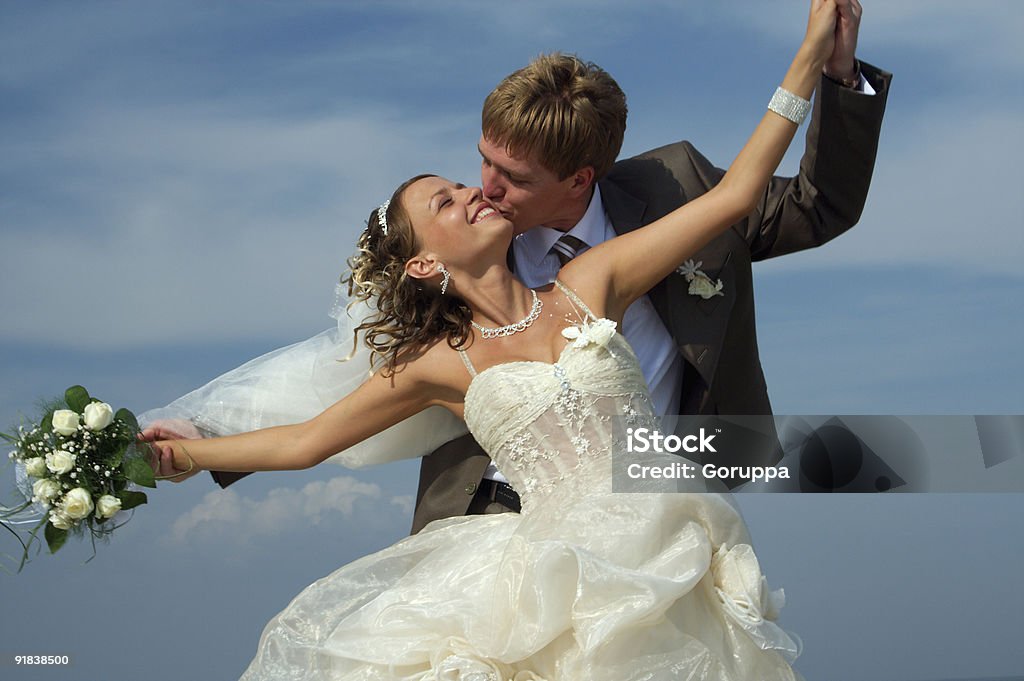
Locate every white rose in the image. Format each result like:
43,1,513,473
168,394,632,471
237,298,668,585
49,511,73,530
565,319,618,349
32,478,61,504
60,487,94,520
431,637,511,680
24,456,48,478
51,409,80,436
688,273,724,300
585,318,617,347
712,544,784,623
95,494,122,519
83,402,115,431
45,450,76,475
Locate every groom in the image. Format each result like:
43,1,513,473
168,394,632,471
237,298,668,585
409,0,889,531
151,0,890,533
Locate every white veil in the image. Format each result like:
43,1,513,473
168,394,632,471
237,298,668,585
138,284,468,468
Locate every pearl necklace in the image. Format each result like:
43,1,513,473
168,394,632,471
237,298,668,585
471,289,543,339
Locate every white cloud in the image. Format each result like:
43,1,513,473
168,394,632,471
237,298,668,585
168,475,409,544
390,494,415,518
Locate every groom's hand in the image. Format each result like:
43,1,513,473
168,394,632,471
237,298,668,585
824,0,862,83
140,420,202,482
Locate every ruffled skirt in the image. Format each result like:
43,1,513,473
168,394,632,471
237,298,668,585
240,492,800,680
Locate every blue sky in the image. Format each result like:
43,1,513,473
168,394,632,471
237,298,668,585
1,2,1022,680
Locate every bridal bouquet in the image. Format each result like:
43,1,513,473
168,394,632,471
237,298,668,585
1,385,155,571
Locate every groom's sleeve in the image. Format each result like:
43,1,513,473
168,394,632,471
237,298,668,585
744,60,892,260
210,470,250,487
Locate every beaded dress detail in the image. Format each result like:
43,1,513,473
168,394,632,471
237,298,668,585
240,281,800,681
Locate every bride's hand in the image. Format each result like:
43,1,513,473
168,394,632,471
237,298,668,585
801,0,840,67
139,422,202,482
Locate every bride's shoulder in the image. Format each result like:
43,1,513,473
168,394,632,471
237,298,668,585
392,338,470,388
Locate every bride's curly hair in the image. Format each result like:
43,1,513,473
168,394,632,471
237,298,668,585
342,174,474,375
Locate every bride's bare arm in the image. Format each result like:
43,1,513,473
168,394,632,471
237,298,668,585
154,357,445,474
569,0,839,320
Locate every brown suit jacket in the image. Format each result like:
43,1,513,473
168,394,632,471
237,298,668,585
409,63,892,533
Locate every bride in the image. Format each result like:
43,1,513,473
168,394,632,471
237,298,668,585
150,3,839,678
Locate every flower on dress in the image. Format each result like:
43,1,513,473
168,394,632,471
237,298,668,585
677,259,724,299
561,318,617,349
428,636,537,681
711,543,784,624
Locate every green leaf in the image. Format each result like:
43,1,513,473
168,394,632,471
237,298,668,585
109,443,127,467
41,412,53,432
44,523,68,554
124,457,156,488
115,408,139,432
65,385,91,414
118,490,148,510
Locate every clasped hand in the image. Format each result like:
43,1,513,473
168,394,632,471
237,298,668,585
139,419,201,482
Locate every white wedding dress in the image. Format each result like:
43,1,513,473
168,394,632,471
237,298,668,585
239,282,800,681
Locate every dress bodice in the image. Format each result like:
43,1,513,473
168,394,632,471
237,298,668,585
463,282,657,509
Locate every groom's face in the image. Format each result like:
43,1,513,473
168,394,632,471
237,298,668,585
478,135,581,235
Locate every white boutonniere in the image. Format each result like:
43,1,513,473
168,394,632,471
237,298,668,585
677,259,724,299
561,317,617,349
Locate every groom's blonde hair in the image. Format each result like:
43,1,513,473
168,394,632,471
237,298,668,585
482,53,627,181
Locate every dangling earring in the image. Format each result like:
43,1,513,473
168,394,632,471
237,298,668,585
436,264,451,295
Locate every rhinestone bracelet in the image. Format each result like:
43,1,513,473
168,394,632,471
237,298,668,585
768,87,811,125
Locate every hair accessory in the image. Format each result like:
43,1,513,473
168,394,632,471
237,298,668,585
377,199,390,236
471,289,543,339
436,264,451,295
767,87,811,125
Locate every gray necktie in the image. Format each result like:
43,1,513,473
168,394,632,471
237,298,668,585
551,234,588,266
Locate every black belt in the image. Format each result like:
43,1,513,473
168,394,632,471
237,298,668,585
476,479,522,513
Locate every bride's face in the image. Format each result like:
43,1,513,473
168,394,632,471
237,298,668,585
401,176,513,269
